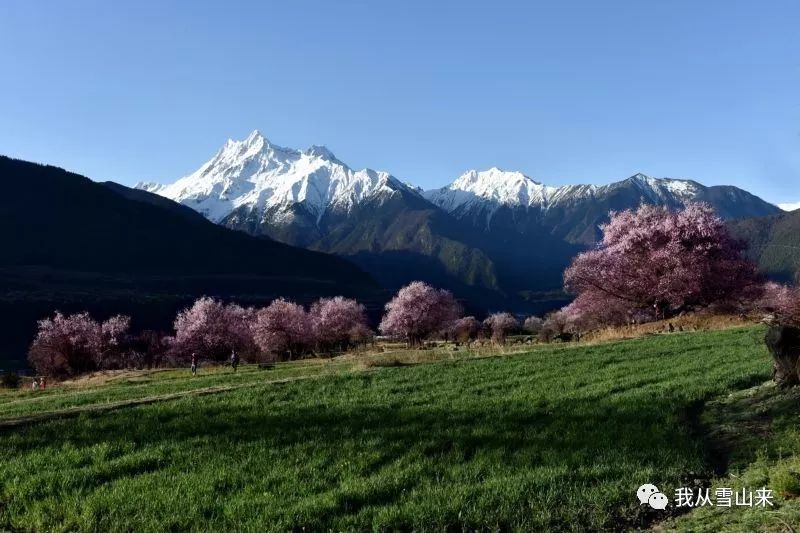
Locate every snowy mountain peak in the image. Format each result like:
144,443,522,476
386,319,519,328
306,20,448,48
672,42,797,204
423,168,556,214
621,173,701,200
455,167,541,187
133,181,164,194
137,131,779,239
305,145,337,160
137,131,411,225
425,169,718,222
245,129,264,143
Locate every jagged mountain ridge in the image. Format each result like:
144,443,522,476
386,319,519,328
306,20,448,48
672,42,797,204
139,131,504,302
139,130,416,241
139,130,781,306
142,131,780,245
425,169,702,214
425,168,781,244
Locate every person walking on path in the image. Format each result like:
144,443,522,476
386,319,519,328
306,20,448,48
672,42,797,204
191,352,198,376
230,349,239,372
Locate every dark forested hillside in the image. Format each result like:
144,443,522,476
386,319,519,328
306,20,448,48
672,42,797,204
0,156,382,366
730,209,800,282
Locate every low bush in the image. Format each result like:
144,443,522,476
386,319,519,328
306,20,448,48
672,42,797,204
0,372,20,389
771,465,800,498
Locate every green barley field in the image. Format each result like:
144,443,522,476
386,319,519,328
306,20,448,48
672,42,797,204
2,326,799,531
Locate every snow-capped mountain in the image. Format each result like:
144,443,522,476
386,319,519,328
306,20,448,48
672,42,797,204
138,130,415,232
139,130,781,307
423,168,559,215
424,168,779,239
138,131,501,298
142,132,778,238
428,169,715,219
419,167,782,300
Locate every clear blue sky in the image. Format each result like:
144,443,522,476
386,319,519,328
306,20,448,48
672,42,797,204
1,0,798,204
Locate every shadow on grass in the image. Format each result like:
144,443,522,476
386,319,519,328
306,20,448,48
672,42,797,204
1,388,724,530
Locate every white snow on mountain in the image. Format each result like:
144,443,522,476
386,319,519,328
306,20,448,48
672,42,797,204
423,169,702,216
135,181,165,194
779,202,800,212
139,130,777,228
422,168,558,213
137,130,411,224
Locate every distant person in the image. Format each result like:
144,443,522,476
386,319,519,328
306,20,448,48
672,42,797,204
31,378,38,391
230,349,239,372
191,352,198,376
40,377,46,390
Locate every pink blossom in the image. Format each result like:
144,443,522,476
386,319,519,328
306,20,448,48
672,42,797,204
522,316,544,335
379,281,462,346
450,316,481,343
310,296,370,352
484,312,519,343
28,312,131,376
251,298,313,359
758,281,800,325
564,203,761,324
171,297,254,360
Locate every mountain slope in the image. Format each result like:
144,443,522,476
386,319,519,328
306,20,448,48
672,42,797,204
0,156,379,286
140,131,780,310
425,170,781,245
422,169,780,294
140,131,503,301
100,181,209,223
730,210,800,282
0,155,381,365
140,131,408,236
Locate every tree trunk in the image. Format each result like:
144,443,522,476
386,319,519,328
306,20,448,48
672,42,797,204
765,324,800,388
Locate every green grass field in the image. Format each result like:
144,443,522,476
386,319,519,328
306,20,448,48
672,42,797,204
2,326,798,531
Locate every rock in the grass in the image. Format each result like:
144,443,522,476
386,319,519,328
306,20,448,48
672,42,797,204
765,324,800,388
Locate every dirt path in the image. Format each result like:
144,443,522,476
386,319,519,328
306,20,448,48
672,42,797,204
0,375,316,431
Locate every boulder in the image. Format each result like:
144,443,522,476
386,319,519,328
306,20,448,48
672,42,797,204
765,324,800,388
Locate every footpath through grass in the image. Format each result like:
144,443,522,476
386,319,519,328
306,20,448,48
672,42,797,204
0,359,347,420
0,327,774,531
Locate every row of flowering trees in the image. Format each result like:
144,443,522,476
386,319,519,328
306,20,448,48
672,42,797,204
170,295,373,361
31,203,796,378
27,285,540,377
27,296,372,377
379,282,553,345
28,312,131,378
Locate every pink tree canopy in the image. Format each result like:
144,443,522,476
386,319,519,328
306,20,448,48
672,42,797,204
251,298,313,359
484,312,519,343
28,312,131,376
564,203,761,321
522,316,544,335
310,296,370,352
561,290,636,331
540,310,578,342
450,316,481,343
379,281,462,346
758,281,800,325
171,297,253,360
